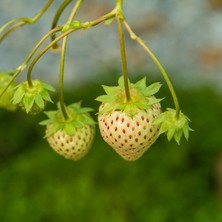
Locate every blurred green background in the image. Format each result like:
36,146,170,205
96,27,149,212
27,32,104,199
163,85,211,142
0,74,222,222
1,0,222,221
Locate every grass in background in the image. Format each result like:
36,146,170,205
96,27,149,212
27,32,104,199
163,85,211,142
0,76,222,222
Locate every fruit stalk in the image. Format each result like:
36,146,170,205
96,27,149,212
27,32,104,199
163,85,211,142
0,0,54,43
0,26,62,98
51,0,73,50
58,0,84,120
123,20,181,117
116,1,131,102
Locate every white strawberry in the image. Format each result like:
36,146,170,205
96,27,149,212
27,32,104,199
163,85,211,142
96,77,162,161
40,102,96,161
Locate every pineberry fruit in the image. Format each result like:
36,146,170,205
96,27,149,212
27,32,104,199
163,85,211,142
40,102,96,161
96,77,162,161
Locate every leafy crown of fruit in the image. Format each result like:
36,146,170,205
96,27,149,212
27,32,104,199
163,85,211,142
40,102,96,137
12,79,55,114
154,108,192,144
96,76,162,116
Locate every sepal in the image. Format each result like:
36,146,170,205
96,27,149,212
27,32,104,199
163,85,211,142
40,102,96,137
12,80,55,115
154,108,192,144
96,76,162,117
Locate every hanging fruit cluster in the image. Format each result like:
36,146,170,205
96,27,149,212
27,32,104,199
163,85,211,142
0,0,192,161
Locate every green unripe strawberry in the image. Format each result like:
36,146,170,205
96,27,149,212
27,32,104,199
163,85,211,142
0,72,17,111
12,79,55,115
40,102,96,161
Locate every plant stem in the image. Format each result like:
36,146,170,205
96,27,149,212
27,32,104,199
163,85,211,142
51,0,72,50
58,0,83,120
1,0,115,99
0,0,54,43
123,20,180,117
25,26,63,88
117,19,130,102
0,26,62,98
59,37,69,120
116,0,131,102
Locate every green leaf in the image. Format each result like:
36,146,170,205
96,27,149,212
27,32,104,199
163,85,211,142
81,114,96,125
40,102,96,137
134,77,147,91
95,95,114,103
42,83,55,92
98,103,117,114
44,123,60,138
34,94,45,109
143,82,162,97
167,127,175,141
40,90,53,103
124,104,139,117
147,97,163,106
64,122,76,136
118,76,130,90
154,108,192,144
23,94,35,113
135,100,150,110
102,85,119,96
158,123,169,135
39,119,52,126
174,129,183,145
12,87,25,104
44,110,57,119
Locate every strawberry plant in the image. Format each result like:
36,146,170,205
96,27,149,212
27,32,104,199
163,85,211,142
0,0,191,161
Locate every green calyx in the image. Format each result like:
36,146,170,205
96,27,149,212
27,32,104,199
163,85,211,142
96,76,162,116
0,72,17,111
154,108,192,144
12,79,55,114
39,102,96,137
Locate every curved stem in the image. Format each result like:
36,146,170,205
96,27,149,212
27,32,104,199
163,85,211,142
25,26,63,87
59,37,69,120
0,0,54,43
26,29,74,87
58,0,83,120
1,0,115,99
123,20,180,117
51,0,72,50
0,26,62,98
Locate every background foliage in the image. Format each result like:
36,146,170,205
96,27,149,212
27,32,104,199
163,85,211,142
0,74,222,222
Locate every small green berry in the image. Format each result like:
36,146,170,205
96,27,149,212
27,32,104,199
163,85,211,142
12,79,55,115
0,72,17,111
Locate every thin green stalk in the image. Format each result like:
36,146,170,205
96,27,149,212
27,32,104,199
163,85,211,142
116,0,123,7
26,4,116,91
117,18,130,102
123,20,180,117
58,0,83,119
26,29,74,86
51,0,72,50
59,37,69,120
0,0,54,43
25,26,63,87
115,0,130,101
0,26,62,98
